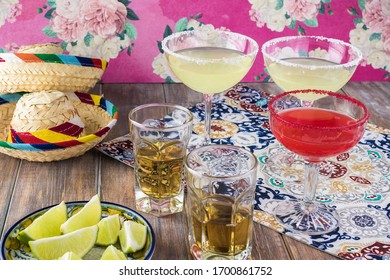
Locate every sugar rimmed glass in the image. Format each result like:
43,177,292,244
269,89,369,235
162,30,259,145
261,36,363,183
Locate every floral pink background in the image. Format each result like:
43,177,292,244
0,0,389,83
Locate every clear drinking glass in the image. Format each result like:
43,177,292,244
184,145,258,259
129,103,193,217
162,30,259,145
269,89,369,234
261,36,363,181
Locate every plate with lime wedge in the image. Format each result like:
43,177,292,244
0,197,155,260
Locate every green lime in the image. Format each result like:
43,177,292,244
18,201,67,243
60,194,101,234
96,214,120,246
29,225,98,260
119,220,147,253
58,251,83,260
100,245,127,260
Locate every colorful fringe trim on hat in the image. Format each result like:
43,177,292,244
0,53,107,70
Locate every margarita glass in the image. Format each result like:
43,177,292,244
262,36,362,94
269,89,369,234
261,36,363,181
162,30,259,144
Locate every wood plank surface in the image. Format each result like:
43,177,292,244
1,153,100,237
0,82,388,261
0,155,20,236
343,82,390,129
101,83,166,140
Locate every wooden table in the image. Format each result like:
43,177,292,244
0,82,388,260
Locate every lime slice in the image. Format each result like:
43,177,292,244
29,225,98,260
96,214,121,246
58,252,83,260
100,245,127,260
119,220,147,253
60,194,101,234
18,201,67,243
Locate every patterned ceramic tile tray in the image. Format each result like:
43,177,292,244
97,85,390,260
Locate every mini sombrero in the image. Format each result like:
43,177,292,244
17,43,64,54
0,53,107,93
0,91,118,162
7,91,85,143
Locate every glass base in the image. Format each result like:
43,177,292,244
190,244,251,260
273,199,339,235
135,190,183,217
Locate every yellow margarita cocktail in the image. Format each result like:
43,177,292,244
168,47,254,95
267,58,353,94
162,30,259,144
262,36,362,101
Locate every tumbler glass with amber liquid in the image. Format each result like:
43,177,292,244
185,145,258,259
129,103,193,217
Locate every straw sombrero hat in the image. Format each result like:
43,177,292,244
17,43,64,54
0,91,118,162
7,91,85,143
0,53,106,93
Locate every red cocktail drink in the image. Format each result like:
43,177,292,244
269,89,369,235
271,107,366,162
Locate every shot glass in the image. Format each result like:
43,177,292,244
129,103,193,217
184,145,258,260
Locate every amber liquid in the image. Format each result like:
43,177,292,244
135,140,185,199
190,194,252,257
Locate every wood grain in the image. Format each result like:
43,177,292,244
251,224,291,259
2,152,99,235
0,82,388,260
0,155,20,236
343,82,390,129
102,83,166,140
282,235,339,260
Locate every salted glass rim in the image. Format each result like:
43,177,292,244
268,89,370,131
129,103,193,132
161,30,259,64
261,36,363,70
185,144,258,180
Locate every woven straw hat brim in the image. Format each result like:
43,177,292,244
0,92,118,162
18,43,64,54
0,53,107,94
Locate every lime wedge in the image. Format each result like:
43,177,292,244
96,214,121,246
58,252,83,260
29,225,98,260
60,194,101,234
119,220,147,253
100,245,127,260
18,201,67,243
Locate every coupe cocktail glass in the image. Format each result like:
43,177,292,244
261,36,363,181
162,30,258,145
262,36,362,93
269,89,369,234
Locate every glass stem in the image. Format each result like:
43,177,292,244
303,161,321,204
203,94,212,145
